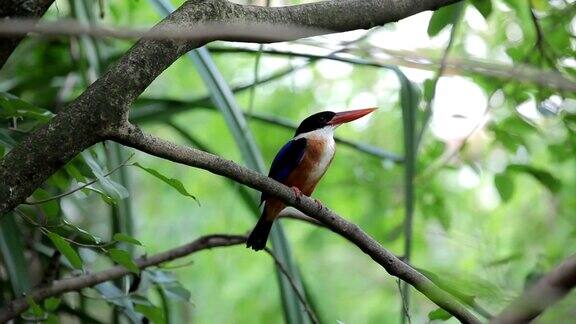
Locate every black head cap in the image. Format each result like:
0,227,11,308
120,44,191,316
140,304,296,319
294,111,335,136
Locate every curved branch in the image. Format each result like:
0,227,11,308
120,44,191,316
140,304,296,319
0,234,247,322
110,123,480,324
0,0,460,215
492,254,576,323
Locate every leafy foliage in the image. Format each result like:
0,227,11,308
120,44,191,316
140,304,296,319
46,232,83,270
113,233,143,246
0,0,575,322
134,162,198,202
108,248,139,274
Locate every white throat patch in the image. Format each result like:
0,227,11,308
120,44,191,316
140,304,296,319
294,126,336,181
294,126,335,141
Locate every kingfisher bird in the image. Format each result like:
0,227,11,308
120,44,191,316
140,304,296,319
246,108,377,250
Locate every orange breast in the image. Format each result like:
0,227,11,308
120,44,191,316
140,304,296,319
264,136,335,221
284,138,334,196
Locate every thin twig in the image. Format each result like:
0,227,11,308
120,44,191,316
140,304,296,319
39,227,113,249
0,234,247,322
209,46,576,92
264,247,320,324
16,209,113,249
158,259,195,270
14,208,63,229
131,63,312,122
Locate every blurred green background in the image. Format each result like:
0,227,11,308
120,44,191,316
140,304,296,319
1,0,575,323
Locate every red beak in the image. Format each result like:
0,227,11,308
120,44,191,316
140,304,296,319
328,107,377,126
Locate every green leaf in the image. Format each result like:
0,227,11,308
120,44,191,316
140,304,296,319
394,63,418,267
507,164,561,193
0,92,54,122
26,296,44,317
95,282,141,322
64,164,86,183
135,304,165,324
47,232,83,269
494,174,514,202
0,214,31,295
82,151,129,201
83,185,116,205
0,129,16,149
113,233,142,246
491,127,523,152
43,297,61,312
423,78,436,102
107,144,135,256
524,270,544,289
427,3,460,37
419,269,476,306
485,252,523,267
469,0,493,19
162,284,191,302
530,0,549,11
428,308,452,321
133,162,198,202
146,269,177,284
63,219,102,244
109,248,140,274
422,192,451,229
32,188,60,222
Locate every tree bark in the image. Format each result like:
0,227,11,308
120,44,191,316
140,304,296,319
0,0,55,68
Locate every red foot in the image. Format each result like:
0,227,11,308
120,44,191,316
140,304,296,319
313,198,324,210
290,186,303,200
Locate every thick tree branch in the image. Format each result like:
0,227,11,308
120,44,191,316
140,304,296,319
0,234,247,322
492,254,576,323
109,123,479,323
0,0,459,216
0,0,55,68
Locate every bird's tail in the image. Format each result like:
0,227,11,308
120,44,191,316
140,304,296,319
246,216,273,251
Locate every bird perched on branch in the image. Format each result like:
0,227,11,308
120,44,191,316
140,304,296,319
246,108,377,250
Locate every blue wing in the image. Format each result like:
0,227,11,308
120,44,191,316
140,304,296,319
261,137,307,204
